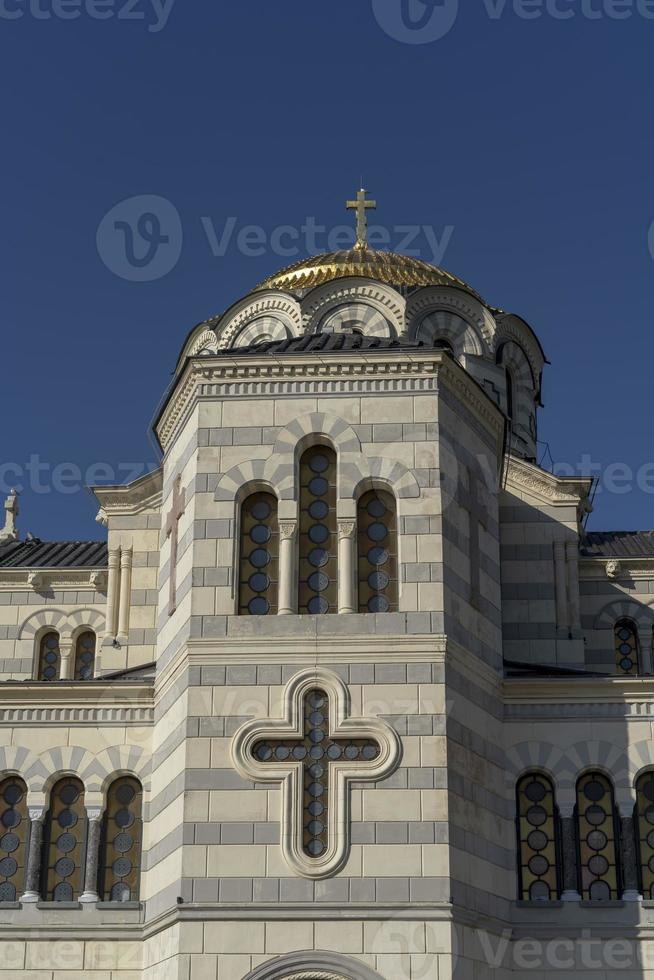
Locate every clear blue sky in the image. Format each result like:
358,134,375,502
1,0,652,540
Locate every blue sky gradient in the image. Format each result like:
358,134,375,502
1,0,652,539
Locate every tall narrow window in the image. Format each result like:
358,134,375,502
42,777,87,902
100,777,143,902
238,492,279,615
635,770,654,898
0,776,28,902
74,631,96,680
576,772,621,900
516,772,561,901
615,619,640,675
299,446,337,615
357,489,398,614
38,632,61,681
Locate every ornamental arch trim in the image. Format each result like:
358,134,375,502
594,599,654,632
301,279,405,337
242,951,387,980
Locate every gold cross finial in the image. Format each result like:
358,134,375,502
346,187,377,249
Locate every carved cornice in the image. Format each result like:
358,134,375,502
580,557,654,581
0,567,108,591
156,350,505,454
0,681,153,726
506,455,593,510
91,468,163,517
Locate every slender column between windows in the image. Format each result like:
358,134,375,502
560,814,581,901
620,812,642,900
338,521,356,614
278,522,297,615
80,809,103,903
117,547,133,643
20,807,45,903
105,548,121,641
59,639,73,681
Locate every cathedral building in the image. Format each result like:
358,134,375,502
1,192,653,979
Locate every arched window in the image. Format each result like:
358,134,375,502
505,368,515,421
0,776,28,902
100,777,143,902
635,770,654,898
38,632,61,681
41,777,87,902
516,772,561,901
357,490,398,614
238,492,279,615
575,772,621,900
615,619,640,675
74,631,96,680
299,446,337,615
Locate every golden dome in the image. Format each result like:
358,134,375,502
254,246,484,300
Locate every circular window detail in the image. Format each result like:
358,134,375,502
309,477,328,497
358,490,397,615
238,491,278,617
308,595,329,615
309,500,329,520
0,857,17,878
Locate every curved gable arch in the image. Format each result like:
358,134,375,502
243,950,387,980
594,599,654,632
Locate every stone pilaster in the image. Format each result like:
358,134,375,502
560,814,581,901
20,808,45,903
620,811,642,901
80,809,103,903
278,522,297,616
117,546,133,644
338,520,356,615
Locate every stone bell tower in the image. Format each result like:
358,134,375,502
140,192,543,979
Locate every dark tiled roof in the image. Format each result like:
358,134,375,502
219,334,432,356
0,540,107,569
580,531,654,559
504,659,601,678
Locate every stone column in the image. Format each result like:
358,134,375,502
278,522,297,616
560,813,581,901
80,808,103,903
553,541,569,632
338,521,356,615
104,548,121,642
620,809,642,901
116,547,133,644
20,807,45,903
59,639,74,681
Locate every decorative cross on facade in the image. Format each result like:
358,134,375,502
232,668,400,878
346,187,377,248
165,474,186,615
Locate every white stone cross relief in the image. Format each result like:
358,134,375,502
232,668,400,879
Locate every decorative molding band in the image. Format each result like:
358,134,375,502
244,950,387,980
0,569,108,592
92,468,163,517
506,455,593,507
0,705,152,725
231,667,401,879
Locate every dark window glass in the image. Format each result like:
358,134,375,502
38,632,60,682
516,773,561,901
100,777,143,902
299,448,337,615
0,777,28,902
615,620,639,675
42,777,86,901
74,631,96,681
238,492,279,615
575,772,621,900
357,490,398,614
